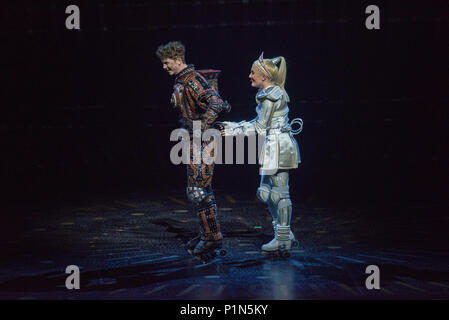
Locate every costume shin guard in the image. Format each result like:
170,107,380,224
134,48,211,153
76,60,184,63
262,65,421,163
197,195,222,241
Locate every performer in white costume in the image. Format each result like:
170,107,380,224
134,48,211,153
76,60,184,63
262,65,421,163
220,53,303,256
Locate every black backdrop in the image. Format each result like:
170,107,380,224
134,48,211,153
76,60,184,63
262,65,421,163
2,0,448,212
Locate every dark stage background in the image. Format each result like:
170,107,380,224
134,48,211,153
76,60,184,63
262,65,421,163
2,0,448,213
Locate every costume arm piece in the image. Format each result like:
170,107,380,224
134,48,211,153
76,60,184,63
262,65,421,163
201,94,226,129
219,120,257,136
220,86,282,136
251,99,275,135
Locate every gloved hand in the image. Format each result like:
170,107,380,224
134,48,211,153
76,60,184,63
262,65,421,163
221,121,244,136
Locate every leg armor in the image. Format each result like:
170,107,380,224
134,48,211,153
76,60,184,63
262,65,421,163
257,176,277,223
186,185,223,242
261,171,297,252
271,179,293,245
197,193,222,241
256,183,271,204
185,138,223,242
186,186,208,204
270,186,292,229
270,171,292,228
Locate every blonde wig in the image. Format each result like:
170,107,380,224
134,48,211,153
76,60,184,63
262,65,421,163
253,52,290,102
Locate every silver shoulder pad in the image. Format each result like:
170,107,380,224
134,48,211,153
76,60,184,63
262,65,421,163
265,86,283,102
256,88,268,101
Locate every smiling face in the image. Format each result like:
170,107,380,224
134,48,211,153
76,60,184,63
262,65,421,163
249,65,271,89
162,57,185,76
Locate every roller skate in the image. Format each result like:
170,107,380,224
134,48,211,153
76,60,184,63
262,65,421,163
193,239,226,264
184,235,201,256
263,221,299,251
262,224,298,258
289,232,300,248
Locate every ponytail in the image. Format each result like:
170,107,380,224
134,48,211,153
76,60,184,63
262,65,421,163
273,56,290,103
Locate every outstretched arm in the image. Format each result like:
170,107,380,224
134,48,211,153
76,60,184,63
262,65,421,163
221,86,281,136
221,98,276,136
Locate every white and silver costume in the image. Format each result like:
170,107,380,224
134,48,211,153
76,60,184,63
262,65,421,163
222,85,302,252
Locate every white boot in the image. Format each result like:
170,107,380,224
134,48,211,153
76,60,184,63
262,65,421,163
261,221,296,251
261,224,292,252
261,221,277,251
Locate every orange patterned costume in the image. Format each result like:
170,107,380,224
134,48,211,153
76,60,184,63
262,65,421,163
171,65,230,241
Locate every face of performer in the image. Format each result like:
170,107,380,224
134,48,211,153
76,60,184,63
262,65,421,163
249,65,271,89
162,57,185,76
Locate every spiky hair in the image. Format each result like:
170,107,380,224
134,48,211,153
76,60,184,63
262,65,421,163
156,41,186,63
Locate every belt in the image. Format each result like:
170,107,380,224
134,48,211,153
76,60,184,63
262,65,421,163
272,110,287,117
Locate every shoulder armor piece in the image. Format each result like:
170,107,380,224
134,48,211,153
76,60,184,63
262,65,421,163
194,75,210,90
187,78,202,95
256,88,268,101
256,86,283,102
266,86,283,101
186,72,213,95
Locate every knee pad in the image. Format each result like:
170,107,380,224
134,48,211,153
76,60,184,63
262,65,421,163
186,186,207,205
270,186,290,205
256,184,271,204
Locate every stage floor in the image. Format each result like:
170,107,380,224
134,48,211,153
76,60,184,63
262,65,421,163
1,190,448,299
